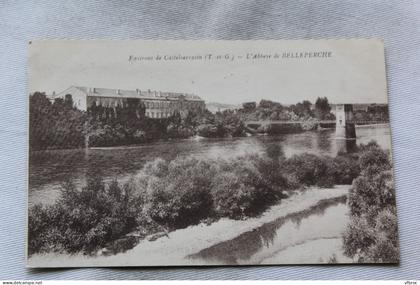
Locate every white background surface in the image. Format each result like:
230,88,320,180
0,0,419,279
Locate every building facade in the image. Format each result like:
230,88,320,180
50,86,205,118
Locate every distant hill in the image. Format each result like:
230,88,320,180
206,102,242,113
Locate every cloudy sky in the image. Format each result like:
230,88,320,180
28,39,388,105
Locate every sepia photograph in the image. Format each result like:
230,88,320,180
27,39,399,267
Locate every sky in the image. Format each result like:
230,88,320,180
28,39,389,105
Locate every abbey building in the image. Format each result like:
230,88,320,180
50,86,205,118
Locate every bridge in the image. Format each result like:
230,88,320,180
244,104,388,153
244,119,388,127
245,120,335,126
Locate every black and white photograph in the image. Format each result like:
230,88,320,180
27,39,399,267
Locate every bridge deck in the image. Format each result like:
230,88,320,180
245,120,388,125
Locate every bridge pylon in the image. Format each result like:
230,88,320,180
335,104,357,153
335,104,356,139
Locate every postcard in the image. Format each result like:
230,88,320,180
27,39,399,267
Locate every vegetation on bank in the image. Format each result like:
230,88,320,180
28,144,364,256
343,141,399,263
29,92,87,150
239,97,389,124
29,92,247,150
28,178,145,254
30,92,390,150
239,97,334,123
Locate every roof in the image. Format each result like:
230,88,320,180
55,86,204,102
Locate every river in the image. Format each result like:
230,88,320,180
28,124,391,207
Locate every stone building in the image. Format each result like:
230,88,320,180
50,86,205,118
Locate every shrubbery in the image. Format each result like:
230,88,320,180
284,153,359,188
343,141,399,263
28,177,145,255
29,148,363,256
285,153,335,187
211,155,283,219
134,151,359,223
137,157,215,229
331,154,360,184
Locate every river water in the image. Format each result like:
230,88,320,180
28,124,391,206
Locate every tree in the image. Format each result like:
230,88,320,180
64,94,74,110
29,92,87,150
290,100,312,118
314,97,331,120
242,102,256,111
259,99,282,109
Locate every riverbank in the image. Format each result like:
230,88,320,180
28,185,350,267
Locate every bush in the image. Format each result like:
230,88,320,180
196,124,223,137
211,155,283,219
343,143,399,263
134,154,289,223
331,154,360,184
358,141,391,177
28,204,67,254
28,178,145,255
89,123,127,147
136,157,215,229
343,207,399,263
348,170,394,217
284,152,360,187
285,153,335,187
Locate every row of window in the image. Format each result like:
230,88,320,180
144,100,202,109
86,96,203,110
146,111,173,118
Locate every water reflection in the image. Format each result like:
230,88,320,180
316,129,332,152
187,196,347,265
336,138,357,154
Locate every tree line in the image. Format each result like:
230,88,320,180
29,92,390,150
29,92,249,150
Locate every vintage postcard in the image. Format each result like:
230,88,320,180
27,39,399,267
